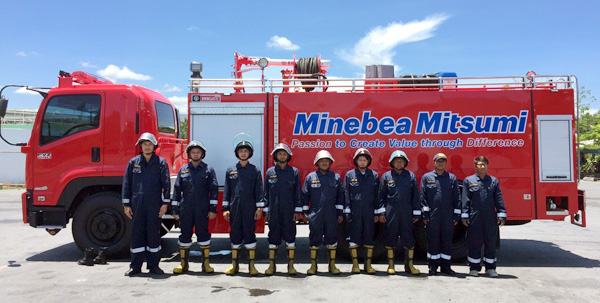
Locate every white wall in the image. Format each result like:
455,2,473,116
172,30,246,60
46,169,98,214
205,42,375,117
0,128,31,183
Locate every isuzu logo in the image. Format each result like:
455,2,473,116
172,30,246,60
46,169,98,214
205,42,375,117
37,153,52,159
191,94,221,102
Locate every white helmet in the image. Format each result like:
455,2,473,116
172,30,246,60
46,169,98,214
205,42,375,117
271,143,293,162
186,140,207,159
313,150,334,165
136,132,158,148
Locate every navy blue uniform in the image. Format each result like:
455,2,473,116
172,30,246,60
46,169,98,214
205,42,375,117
122,153,170,270
380,169,421,249
344,168,380,246
420,171,460,268
172,161,219,247
302,170,345,247
461,174,507,271
264,164,302,247
223,163,264,249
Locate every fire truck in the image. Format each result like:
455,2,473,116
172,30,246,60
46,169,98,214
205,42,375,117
0,54,586,259
0,71,187,256
186,53,586,259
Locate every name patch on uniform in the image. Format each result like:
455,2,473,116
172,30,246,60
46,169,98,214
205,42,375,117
229,171,238,175
427,180,436,184
269,175,278,178
350,178,358,182
181,170,189,174
311,180,321,188
134,165,141,168
469,183,479,187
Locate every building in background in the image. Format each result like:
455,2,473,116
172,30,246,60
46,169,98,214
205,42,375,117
0,109,36,183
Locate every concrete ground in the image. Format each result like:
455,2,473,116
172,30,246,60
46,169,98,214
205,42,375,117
0,182,599,302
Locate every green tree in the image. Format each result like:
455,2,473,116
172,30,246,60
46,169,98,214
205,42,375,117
179,117,188,139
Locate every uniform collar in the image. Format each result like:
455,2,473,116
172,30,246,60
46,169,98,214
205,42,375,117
189,161,205,170
432,170,448,178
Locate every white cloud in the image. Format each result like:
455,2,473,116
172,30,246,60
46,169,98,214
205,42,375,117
267,35,300,51
15,87,39,95
338,14,448,67
96,65,151,82
168,96,188,114
80,61,98,68
187,26,199,31
161,84,182,93
16,51,27,57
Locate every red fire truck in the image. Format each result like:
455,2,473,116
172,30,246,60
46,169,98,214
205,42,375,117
0,54,585,258
186,53,586,258
0,71,187,256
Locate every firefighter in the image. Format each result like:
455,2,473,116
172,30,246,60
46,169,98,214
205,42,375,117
122,132,170,276
171,141,219,274
462,156,507,278
379,150,421,275
222,133,264,276
302,150,345,275
420,153,460,276
263,143,303,275
344,148,380,274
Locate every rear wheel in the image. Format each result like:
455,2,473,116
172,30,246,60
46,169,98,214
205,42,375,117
72,192,130,257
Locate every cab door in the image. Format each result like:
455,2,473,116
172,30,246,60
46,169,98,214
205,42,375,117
32,93,104,207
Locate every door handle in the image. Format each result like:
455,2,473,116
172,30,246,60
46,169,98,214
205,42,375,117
92,147,100,162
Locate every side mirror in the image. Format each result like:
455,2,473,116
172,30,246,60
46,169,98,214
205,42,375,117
0,97,8,118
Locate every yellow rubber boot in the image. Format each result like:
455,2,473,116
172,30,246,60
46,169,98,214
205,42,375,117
364,245,376,274
248,247,259,276
307,247,319,275
350,245,360,274
386,246,396,275
200,245,214,273
327,247,341,275
173,246,190,274
287,246,298,275
225,247,240,275
265,247,277,276
404,247,421,275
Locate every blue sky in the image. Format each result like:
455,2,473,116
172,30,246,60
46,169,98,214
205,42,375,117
2,0,599,113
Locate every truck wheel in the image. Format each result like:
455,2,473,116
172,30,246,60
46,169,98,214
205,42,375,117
452,223,468,261
72,192,130,257
414,220,428,260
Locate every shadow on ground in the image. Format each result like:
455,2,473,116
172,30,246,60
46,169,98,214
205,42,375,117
25,237,600,269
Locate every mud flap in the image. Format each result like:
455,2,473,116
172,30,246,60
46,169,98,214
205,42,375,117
570,189,586,227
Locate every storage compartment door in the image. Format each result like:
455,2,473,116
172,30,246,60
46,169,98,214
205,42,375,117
537,115,573,182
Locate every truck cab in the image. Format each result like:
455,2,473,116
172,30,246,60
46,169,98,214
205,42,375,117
2,71,187,256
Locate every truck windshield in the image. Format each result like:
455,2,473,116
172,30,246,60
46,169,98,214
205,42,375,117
40,94,101,145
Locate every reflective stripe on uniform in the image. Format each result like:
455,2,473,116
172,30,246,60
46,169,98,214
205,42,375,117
468,257,481,264
245,242,257,249
302,205,310,211
413,210,421,216
130,246,145,254
269,244,278,249
335,205,343,210
123,199,130,204
427,253,441,260
263,207,269,213
343,207,351,214
374,207,386,214
497,212,507,218
484,257,497,264
171,200,179,206
294,207,303,212
147,246,162,253
231,243,242,249
222,201,230,207
210,200,218,205
326,242,338,248
461,213,469,219
198,240,211,246
422,206,431,212
256,201,265,208
178,240,193,247
454,209,461,214
286,242,295,247
163,198,170,203
441,253,452,260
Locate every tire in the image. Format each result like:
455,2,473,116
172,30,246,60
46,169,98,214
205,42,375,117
72,192,131,257
452,223,468,261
